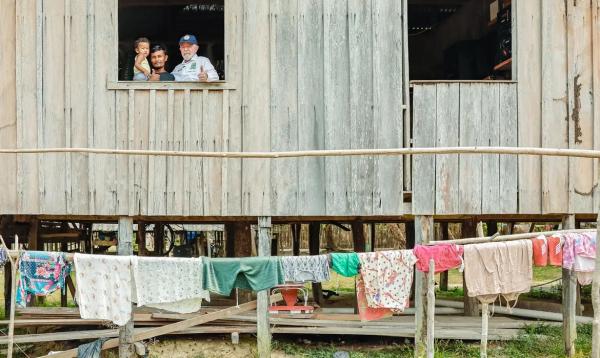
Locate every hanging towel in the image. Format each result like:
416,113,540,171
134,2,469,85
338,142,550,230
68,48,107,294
74,254,132,326
463,240,532,304
77,338,108,358
547,235,563,266
132,256,210,313
531,235,548,267
356,274,393,321
413,244,463,273
280,255,331,283
562,232,596,285
330,252,360,277
357,250,417,311
203,257,284,295
16,251,71,307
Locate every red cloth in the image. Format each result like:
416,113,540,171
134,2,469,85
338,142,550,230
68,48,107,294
532,235,548,267
356,274,393,322
547,235,563,266
413,244,464,273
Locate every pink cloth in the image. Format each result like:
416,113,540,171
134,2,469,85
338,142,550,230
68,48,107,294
562,232,596,285
413,244,464,273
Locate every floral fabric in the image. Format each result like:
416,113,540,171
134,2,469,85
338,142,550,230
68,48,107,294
0,245,8,267
356,274,393,321
357,250,417,311
132,256,210,313
74,254,133,326
16,251,71,307
281,255,331,283
562,232,596,286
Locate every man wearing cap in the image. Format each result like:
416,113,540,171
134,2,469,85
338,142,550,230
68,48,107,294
172,34,219,82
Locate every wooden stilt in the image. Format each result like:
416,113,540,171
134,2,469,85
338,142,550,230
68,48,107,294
291,223,301,256
426,259,435,358
351,222,366,252
481,303,489,358
369,223,376,252
117,217,135,358
257,217,272,358
439,223,449,291
593,212,600,357
308,223,323,306
562,214,577,357
462,220,479,317
414,216,433,358
1,235,17,358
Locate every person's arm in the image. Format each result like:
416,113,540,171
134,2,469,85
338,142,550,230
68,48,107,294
134,54,150,77
200,58,219,82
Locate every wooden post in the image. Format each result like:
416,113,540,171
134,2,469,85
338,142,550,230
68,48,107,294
291,223,301,256
1,234,17,358
426,259,435,358
369,223,376,252
462,220,479,317
27,218,39,251
593,211,600,357
308,223,323,306
481,303,489,358
414,216,433,358
257,217,272,358
439,222,449,291
137,221,146,256
118,217,135,358
352,222,366,252
562,214,577,357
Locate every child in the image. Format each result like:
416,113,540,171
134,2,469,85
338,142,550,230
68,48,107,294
133,37,151,81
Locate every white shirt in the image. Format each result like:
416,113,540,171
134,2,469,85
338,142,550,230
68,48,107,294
172,54,219,82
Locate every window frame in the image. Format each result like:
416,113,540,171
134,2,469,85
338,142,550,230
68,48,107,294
112,0,230,89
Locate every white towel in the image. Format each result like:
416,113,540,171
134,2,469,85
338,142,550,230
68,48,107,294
132,256,210,313
74,254,133,326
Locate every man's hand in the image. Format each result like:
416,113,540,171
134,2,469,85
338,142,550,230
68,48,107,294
149,69,160,82
198,66,208,82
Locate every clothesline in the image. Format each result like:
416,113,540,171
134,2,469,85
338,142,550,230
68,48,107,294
426,228,595,246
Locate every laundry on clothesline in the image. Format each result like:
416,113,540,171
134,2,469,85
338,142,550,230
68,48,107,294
463,240,532,304
330,252,360,277
132,256,210,314
281,254,330,283
413,244,463,273
562,232,596,285
0,245,8,267
203,256,285,295
74,254,133,326
531,235,548,267
358,250,417,312
16,251,71,308
356,273,393,321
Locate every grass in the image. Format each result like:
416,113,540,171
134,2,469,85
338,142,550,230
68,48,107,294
272,324,593,358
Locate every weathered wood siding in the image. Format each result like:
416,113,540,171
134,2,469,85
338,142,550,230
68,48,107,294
0,0,407,217
516,0,600,215
412,82,518,215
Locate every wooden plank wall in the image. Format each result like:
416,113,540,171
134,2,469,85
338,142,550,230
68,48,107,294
0,0,407,217
516,0,599,215
412,83,518,215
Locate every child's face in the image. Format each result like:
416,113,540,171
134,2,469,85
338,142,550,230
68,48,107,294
136,42,150,57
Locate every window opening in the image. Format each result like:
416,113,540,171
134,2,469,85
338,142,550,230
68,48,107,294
118,0,225,81
408,0,512,80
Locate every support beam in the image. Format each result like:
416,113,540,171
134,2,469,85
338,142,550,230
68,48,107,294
369,223,376,252
426,259,436,358
257,217,272,358
352,222,366,252
414,215,433,358
562,214,577,357
308,223,323,306
137,221,146,256
27,218,39,251
118,217,135,358
291,223,301,256
439,223,449,291
593,211,600,357
462,220,479,317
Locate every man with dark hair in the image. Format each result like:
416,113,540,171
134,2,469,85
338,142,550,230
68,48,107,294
148,44,176,81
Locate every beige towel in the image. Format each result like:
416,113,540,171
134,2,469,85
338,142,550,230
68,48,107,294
463,240,532,304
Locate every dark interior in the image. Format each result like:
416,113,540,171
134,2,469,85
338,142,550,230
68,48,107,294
408,0,512,80
118,0,225,81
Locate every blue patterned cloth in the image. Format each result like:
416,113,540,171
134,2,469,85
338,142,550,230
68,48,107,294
0,246,7,266
16,251,71,307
